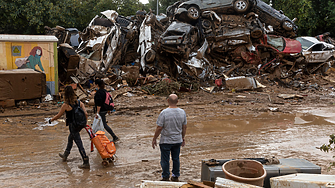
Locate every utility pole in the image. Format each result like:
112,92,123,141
157,0,159,15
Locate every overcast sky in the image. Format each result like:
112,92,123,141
140,0,149,4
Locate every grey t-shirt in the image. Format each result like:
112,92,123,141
156,107,187,144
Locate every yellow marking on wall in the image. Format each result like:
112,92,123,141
0,43,6,69
6,42,12,69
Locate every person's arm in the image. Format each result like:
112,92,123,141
37,59,44,72
181,124,187,147
181,110,187,147
94,90,103,118
80,101,88,119
50,104,67,122
26,55,33,69
152,126,163,149
95,106,101,118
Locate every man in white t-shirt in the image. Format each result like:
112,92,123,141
152,94,187,182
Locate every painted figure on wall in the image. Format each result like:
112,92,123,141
15,46,45,73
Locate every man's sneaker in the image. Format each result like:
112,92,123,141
160,177,169,181
171,176,179,182
113,137,120,143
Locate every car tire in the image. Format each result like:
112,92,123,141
202,19,212,29
233,0,250,14
251,27,263,39
322,57,335,74
145,49,156,63
282,20,293,31
187,6,200,20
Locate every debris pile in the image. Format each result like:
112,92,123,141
45,0,335,98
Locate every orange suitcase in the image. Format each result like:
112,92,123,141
85,125,116,167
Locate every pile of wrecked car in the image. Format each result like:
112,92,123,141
44,0,335,96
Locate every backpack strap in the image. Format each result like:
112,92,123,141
69,100,80,111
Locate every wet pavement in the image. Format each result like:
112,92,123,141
0,103,335,187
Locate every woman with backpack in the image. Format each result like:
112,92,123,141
94,79,119,142
50,85,90,169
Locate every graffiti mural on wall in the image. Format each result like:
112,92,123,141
15,46,45,73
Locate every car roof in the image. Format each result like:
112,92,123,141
297,36,335,49
167,21,192,32
298,36,321,44
66,28,79,32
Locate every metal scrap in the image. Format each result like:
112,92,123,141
44,1,335,96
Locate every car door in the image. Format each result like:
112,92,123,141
203,0,232,9
303,43,333,63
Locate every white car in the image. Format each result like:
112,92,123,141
296,36,335,74
296,36,335,63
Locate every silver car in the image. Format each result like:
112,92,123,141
158,21,198,57
176,0,252,20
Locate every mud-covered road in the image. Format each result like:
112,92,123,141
1,90,335,187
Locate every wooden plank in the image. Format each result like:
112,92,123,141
188,180,213,188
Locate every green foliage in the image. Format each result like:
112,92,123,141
319,134,335,169
270,0,335,36
0,0,144,34
2,0,335,37
117,0,142,16
147,0,178,15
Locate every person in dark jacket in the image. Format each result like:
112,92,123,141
50,85,90,169
94,79,119,142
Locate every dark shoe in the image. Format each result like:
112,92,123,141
160,177,169,181
78,157,90,169
59,151,70,162
171,176,179,182
113,136,120,143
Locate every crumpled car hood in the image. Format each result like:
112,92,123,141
162,21,193,37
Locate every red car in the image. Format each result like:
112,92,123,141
235,34,301,64
265,34,302,54
232,34,302,75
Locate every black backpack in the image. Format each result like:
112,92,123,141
70,100,87,129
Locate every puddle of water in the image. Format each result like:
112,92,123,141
184,108,335,163
33,118,59,130
188,113,294,134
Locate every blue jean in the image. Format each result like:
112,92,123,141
159,143,182,178
99,112,117,140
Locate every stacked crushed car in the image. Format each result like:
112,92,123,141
46,0,335,92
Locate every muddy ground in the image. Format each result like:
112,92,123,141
1,82,335,187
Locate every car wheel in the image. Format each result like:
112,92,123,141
322,57,335,74
321,63,329,74
145,49,156,63
251,27,263,39
233,0,250,14
202,19,212,29
187,6,200,20
247,67,257,76
282,20,293,31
